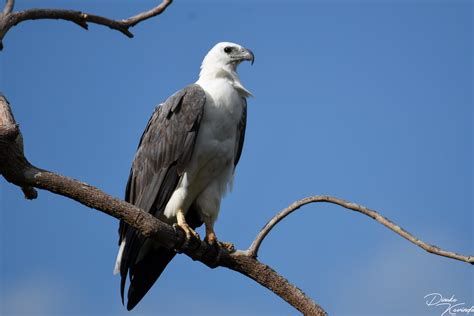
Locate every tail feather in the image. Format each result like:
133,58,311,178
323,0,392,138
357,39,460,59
118,205,203,310
113,240,126,276
125,247,177,311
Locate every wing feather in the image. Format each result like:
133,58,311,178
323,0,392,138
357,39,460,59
118,84,206,309
234,98,247,166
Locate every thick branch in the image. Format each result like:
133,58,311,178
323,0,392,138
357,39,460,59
221,254,326,315
0,0,172,50
0,95,326,316
247,196,474,265
0,94,37,199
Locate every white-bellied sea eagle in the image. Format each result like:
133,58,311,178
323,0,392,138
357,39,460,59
114,42,254,310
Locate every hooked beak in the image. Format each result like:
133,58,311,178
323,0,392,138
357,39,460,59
244,48,255,65
237,47,255,65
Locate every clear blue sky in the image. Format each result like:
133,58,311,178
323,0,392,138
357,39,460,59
1,1,472,315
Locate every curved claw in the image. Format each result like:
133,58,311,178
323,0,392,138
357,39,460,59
173,222,200,249
204,234,235,253
218,241,235,253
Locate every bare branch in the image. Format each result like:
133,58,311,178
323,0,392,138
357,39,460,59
221,254,326,315
0,0,172,50
3,0,14,15
247,196,474,265
122,1,173,27
0,95,327,316
2,0,13,15
0,94,37,199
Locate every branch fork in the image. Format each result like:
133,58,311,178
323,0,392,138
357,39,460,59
0,0,173,50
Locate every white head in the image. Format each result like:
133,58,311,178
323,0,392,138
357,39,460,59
199,42,254,79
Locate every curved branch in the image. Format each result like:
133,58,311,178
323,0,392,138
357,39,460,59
0,0,172,50
0,95,327,316
221,254,326,315
3,0,14,15
247,196,474,265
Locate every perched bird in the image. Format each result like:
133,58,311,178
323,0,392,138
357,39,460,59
114,42,254,310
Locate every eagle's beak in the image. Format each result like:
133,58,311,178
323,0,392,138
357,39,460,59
241,47,255,65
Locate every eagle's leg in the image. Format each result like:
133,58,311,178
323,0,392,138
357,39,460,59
203,217,235,253
204,219,217,245
176,209,200,241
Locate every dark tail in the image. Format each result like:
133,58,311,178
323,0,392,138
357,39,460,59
119,206,203,310
125,246,176,310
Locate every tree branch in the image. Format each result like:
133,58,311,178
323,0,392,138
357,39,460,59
247,196,474,265
3,0,14,15
0,95,327,316
0,94,37,199
0,0,172,50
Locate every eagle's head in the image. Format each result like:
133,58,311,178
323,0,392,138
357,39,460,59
200,42,254,74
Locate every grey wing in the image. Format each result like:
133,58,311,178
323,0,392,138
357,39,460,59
118,84,206,309
234,98,247,167
122,84,205,220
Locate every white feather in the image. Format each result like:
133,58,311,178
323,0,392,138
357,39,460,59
163,42,251,225
113,240,126,275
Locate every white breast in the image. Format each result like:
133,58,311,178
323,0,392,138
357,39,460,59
187,78,243,192
197,78,243,151
163,78,244,221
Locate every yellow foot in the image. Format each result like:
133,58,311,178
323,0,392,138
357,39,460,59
218,241,235,253
174,222,200,241
205,233,235,253
204,231,217,245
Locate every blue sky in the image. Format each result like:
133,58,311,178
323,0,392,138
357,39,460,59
1,0,472,315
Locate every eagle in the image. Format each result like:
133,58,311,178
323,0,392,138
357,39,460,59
113,42,254,310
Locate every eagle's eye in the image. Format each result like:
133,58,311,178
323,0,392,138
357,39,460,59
224,46,233,54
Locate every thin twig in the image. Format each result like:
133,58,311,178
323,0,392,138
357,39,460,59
3,0,14,15
247,196,474,265
0,0,172,50
122,1,173,27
